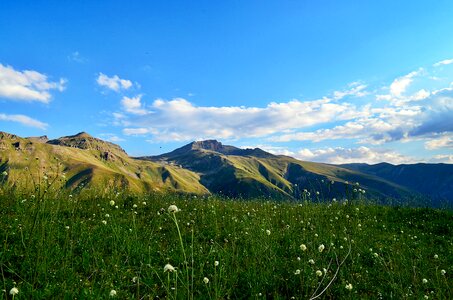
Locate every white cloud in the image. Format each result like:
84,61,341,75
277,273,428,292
0,113,48,129
0,64,66,103
295,146,416,165
240,144,296,156
424,134,453,150
121,95,148,115
433,59,453,67
431,154,453,163
123,127,151,135
98,133,125,142
333,82,368,100
96,73,132,92
389,70,420,97
68,51,87,63
117,97,363,141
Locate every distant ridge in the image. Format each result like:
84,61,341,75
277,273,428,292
1,131,452,206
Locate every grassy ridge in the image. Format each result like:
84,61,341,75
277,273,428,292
0,188,452,299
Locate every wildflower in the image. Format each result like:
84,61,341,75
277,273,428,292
142,201,147,205
441,269,446,275
65,226,70,230
318,244,325,252
434,254,438,259
266,229,271,235
203,277,209,284
373,253,379,258
105,214,110,218
102,220,107,225
1,171,7,176
109,200,115,206
214,261,219,267
345,283,353,290
300,244,307,251
164,264,175,272
133,204,138,208
316,270,323,277
109,290,117,297
168,205,179,213
422,278,428,284
10,287,19,295
309,259,315,265
294,269,301,275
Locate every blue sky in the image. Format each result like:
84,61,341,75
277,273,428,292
1,0,453,164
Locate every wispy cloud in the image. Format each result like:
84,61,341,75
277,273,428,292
424,134,453,150
0,64,66,103
0,113,48,129
67,51,87,63
96,73,132,92
98,133,125,142
295,146,417,165
333,82,368,100
433,58,453,67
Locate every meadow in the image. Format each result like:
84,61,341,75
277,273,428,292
0,187,452,299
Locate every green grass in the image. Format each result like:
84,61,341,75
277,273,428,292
0,187,452,299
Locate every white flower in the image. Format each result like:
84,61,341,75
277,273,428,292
1,171,7,176
109,289,117,297
133,204,138,208
294,269,301,275
164,264,175,272
309,259,315,265
10,287,19,295
422,278,428,284
109,200,115,206
441,269,446,275
266,230,271,236
203,277,209,284
65,226,70,230
373,253,379,258
105,214,110,218
214,261,219,267
316,270,323,277
102,220,107,225
345,283,353,290
434,254,438,259
168,205,179,213
318,244,325,252
300,244,307,251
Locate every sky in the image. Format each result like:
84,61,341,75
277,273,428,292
1,0,453,164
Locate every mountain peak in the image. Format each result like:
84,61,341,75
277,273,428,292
190,140,225,151
73,132,93,138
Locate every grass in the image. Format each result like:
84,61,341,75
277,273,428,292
0,186,452,299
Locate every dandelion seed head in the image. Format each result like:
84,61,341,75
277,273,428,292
164,264,175,273
168,205,179,213
9,287,19,295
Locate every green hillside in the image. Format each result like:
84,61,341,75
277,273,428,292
0,132,208,195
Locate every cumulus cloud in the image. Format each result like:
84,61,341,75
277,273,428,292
0,113,48,129
389,70,421,97
96,73,132,92
431,155,453,163
295,146,416,165
0,64,66,103
121,95,148,115
116,97,363,141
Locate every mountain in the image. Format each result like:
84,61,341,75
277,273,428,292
341,163,453,206
140,140,427,204
1,131,451,206
0,131,208,195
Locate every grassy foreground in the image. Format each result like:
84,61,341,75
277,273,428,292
0,189,452,299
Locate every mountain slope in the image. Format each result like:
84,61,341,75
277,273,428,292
341,163,453,205
139,140,423,203
0,132,208,195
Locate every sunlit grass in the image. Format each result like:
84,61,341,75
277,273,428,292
0,188,452,299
